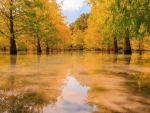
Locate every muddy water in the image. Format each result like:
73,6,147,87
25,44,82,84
0,52,150,113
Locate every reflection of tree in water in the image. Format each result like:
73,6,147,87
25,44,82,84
0,55,46,112
72,53,150,113
113,54,118,70
124,55,131,65
122,53,150,98
10,55,17,93
37,53,41,68
0,55,65,113
113,54,118,64
122,55,131,77
115,54,150,102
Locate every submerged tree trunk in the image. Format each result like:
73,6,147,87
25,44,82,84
46,38,49,54
10,38,17,55
107,45,110,53
37,37,42,53
113,36,118,54
138,39,143,55
10,1,17,55
124,29,132,54
46,45,49,54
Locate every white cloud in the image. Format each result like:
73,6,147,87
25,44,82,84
56,0,85,11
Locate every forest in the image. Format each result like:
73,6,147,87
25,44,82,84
0,0,150,55
0,1,150,112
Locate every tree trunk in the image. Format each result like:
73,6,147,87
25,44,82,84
10,1,17,55
10,38,17,55
45,38,49,54
46,45,49,54
107,45,110,53
124,29,132,54
138,39,143,55
37,37,42,53
113,36,118,54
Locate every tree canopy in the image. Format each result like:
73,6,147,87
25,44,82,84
0,0,150,54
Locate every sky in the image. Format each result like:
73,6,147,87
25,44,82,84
56,0,90,24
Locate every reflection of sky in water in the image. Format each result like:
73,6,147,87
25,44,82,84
43,75,90,113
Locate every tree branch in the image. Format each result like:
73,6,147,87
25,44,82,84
0,10,9,19
13,12,25,19
0,29,9,37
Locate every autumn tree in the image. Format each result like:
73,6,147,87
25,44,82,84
22,0,69,53
69,13,89,50
0,0,27,54
84,0,113,51
110,0,150,54
22,0,48,53
49,0,71,51
85,0,150,54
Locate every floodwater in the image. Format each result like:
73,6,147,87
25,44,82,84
0,51,150,113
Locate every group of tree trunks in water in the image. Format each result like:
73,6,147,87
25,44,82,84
69,0,150,55
0,0,150,55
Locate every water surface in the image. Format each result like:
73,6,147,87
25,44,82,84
0,52,150,113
